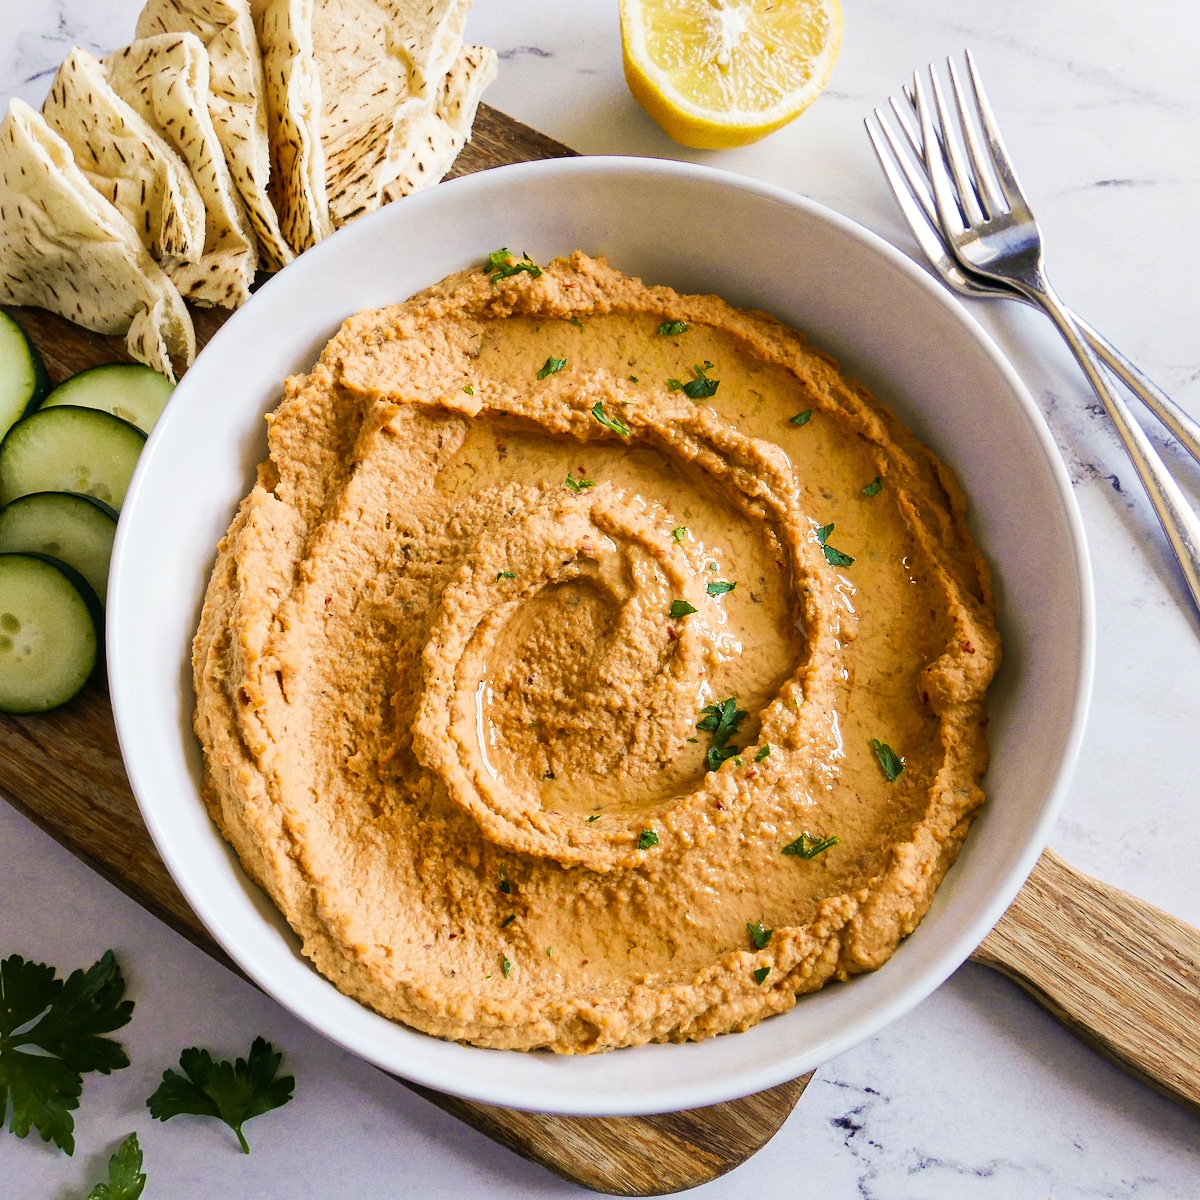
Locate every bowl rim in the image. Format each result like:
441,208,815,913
108,154,1095,1115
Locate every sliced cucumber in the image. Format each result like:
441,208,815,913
41,362,174,434
0,406,146,510
0,552,100,713
0,492,118,603
0,312,51,445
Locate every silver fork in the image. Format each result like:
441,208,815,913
908,52,1200,616
864,91,1200,468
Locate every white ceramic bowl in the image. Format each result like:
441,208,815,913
109,157,1093,1116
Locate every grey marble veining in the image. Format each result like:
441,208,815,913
2,1,1199,1195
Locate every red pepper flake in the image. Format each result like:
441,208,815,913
666,626,678,640
959,641,976,654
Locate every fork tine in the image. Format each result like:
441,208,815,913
926,64,988,227
888,94,923,163
913,70,967,241
946,56,1004,219
963,48,1026,207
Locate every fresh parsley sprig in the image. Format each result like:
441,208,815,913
747,922,774,950
537,355,567,380
782,832,839,859
485,248,542,283
815,522,855,568
565,472,595,493
657,320,688,336
146,1037,294,1154
871,738,904,782
87,1133,145,1200
682,361,719,400
638,829,660,850
591,402,630,438
697,697,747,772
0,950,133,1155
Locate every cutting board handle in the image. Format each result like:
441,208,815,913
971,847,1200,1114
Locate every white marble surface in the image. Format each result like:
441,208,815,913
2,1,1199,1195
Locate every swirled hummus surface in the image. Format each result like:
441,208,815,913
193,252,1000,1052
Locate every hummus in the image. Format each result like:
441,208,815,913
193,251,1000,1052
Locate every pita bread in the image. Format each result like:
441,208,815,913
0,99,195,380
381,45,496,204
249,0,332,252
104,34,257,309
136,0,294,271
316,0,471,227
41,46,207,264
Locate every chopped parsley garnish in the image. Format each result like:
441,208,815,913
628,375,639,382
501,955,512,979
782,832,840,859
815,523,855,568
591,402,631,437
0,950,133,1155
667,378,684,391
499,880,512,895
638,829,660,850
485,247,542,283
565,472,595,493
697,697,748,772
669,599,697,619
871,738,904,782
657,320,688,336
789,410,813,425
755,743,771,762
87,1132,145,1200
687,736,698,743
146,1037,294,1155
671,526,687,543
706,580,736,596
500,914,516,928
862,476,882,496
752,967,771,986
587,814,601,823
570,316,584,330
463,384,475,396
682,362,719,400
537,355,567,380
747,921,774,949
496,570,516,581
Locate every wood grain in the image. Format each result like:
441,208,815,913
0,103,811,1198
972,849,1200,1117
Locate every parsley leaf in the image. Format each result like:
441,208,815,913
815,523,855,568
871,738,904,782
87,1132,145,1200
862,476,882,496
496,570,516,581
146,1037,294,1154
747,922,773,950
752,967,771,985
782,832,840,859
500,914,516,929
657,320,688,336
755,743,771,762
565,472,595,493
537,355,567,380
501,955,512,979
485,248,542,283
0,950,133,1155
706,580,735,596
570,316,584,330
671,526,687,543
682,362,719,400
638,829,660,850
591,402,630,437
628,375,639,382
667,378,684,391
462,384,474,396
789,410,812,425
587,814,601,823
669,599,697,619
499,879,512,895
696,697,747,772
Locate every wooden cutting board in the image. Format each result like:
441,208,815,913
5,102,1200,1196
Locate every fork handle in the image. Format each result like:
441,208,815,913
1026,277,1200,615
1073,314,1200,466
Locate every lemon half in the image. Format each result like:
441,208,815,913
620,0,844,150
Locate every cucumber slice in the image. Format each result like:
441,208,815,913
41,362,174,434
0,552,100,713
0,492,118,602
0,312,51,444
0,406,146,510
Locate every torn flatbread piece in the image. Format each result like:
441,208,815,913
136,0,294,271
41,46,206,264
249,0,332,252
104,33,257,309
317,0,470,227
0,99,195,380
381,45,496,204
